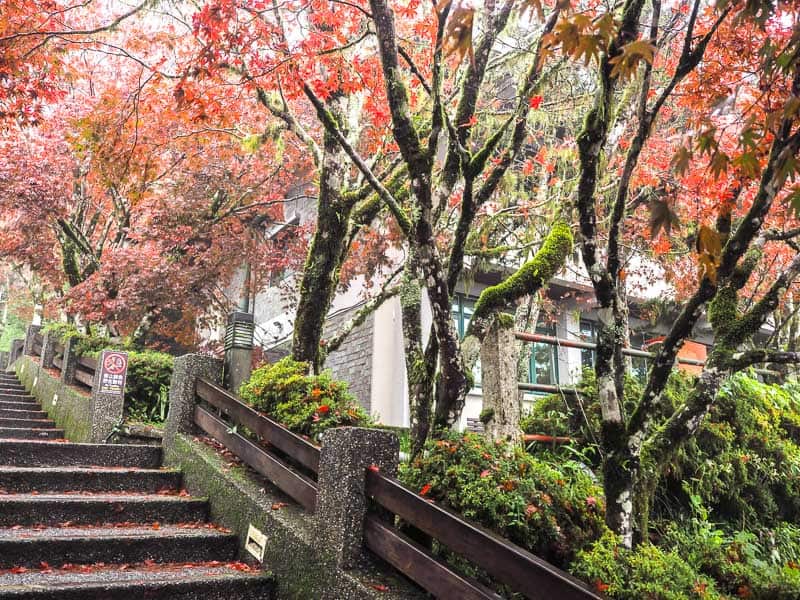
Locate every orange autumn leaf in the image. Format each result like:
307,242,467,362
696,225,722,284
440,3,475,67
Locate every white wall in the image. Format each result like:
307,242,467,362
370,297,408,427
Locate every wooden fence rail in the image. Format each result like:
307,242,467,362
73,355,96,390
364,470,600,599
52,342,65,371
194,378,319,510
31,333,44,357
193,405,318,511
196,379,320,473
192,378,602,600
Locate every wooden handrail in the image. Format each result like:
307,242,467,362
365,470,602,600
364,516,502,600
74,370,94,388
193,406,318,511
191,380,600,599
78,355,97,371
196,378,321,473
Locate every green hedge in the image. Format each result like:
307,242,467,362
0,314,26,352
400,431,606,569
238,357,371,441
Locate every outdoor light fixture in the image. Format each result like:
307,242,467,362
224,310,255,393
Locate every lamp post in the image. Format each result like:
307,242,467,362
224,310,255,395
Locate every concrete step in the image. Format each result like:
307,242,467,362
0,388,28,396
0,428,64,440
0,409,48,420
0,525,238,569
0,494,208,526
0,441,162,468
0,401,40,412
0,393,36,401
0,418,55,429
0,562,274,599
0,466,182,494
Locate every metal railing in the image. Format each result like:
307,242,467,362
515,331,704,395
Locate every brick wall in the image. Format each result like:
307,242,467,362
323,306,375,414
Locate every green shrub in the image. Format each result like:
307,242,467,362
124,351,173,424
570,531,725,599
520,369,664,468
0,314,26,352
662,373,800,527
655,516,800,599
238,357,371,440
399,431,606,567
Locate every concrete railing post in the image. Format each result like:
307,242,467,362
40,332,57,370
60,337,80,386
89,355,125,444
23,324,41,356
164,354,223,450
315,427,399,569
0,351,7,371
9,339,24,366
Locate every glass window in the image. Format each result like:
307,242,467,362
630,331,651,381
451,295,482,388
530,322,559,386
580,319,596,370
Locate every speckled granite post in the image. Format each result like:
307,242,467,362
60,337,80,385
40,332,57,369
0,352,7,371
315,427,399,569
23,324,41,356
164,354,223,450
9,339,24,367
89,361,125,443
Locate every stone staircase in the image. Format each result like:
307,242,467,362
0,372,274,599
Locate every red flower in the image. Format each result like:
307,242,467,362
318,404,330,414
420,483,432,496
529,95,543,109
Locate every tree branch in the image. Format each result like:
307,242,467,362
303,83,412,235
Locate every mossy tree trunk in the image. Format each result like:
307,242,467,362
480,314,522,443
568,0,741,546
291,95,359,373
400,255,438,459
577,62,800,548
459,223,573,440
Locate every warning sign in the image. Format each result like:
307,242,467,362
98,350,129,396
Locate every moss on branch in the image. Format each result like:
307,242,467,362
468,222,573,339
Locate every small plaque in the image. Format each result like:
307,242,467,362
52,393,58,405
245,524,267,561
98,351,129,397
